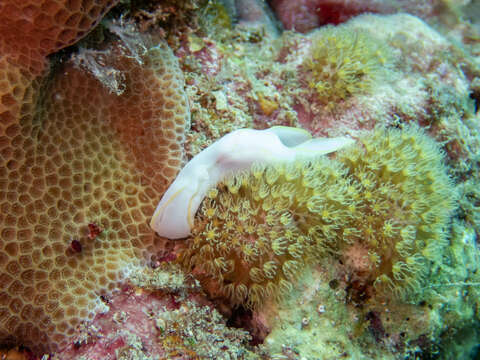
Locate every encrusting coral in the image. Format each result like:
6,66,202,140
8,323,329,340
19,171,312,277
0,0,120,165
301,24,392,111
0,0,190,354
180,124,456,308
0,0,119,76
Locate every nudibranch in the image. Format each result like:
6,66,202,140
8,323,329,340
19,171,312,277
150,127,354,239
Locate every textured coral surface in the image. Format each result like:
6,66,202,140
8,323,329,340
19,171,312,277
182,125,456,307
0,0,119,157
0,1,190,353
1,0,479,358
0,0,118,75
301,24,391,110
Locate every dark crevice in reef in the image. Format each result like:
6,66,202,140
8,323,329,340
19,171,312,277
226,306,268,346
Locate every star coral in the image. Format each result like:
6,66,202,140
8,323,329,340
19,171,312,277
0,6,189,356
0,0,120,157
0,0,119,76
180,124,456,308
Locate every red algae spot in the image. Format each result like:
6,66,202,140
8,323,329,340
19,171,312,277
87,222,103,240
70,239,82,253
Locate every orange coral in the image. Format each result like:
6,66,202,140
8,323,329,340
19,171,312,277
0,0,120,156
0,0,190,354
0,0,118,75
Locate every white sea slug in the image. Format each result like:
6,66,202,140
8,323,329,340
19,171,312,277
150,126,354,239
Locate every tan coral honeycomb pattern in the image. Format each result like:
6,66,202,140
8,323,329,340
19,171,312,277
0,56,41,168
0,0,119,160
0,0,118,75
0,29,189,356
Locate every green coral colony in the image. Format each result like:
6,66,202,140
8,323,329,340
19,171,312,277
180,124,457,308
302,25,391,108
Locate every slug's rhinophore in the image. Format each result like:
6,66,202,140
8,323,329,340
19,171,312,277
150,126,354,239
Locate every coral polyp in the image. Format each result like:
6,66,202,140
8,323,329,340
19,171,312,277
336,125,457,297
180,160,321,308
150,126,353,239
180,124,456,308
301,24,391,110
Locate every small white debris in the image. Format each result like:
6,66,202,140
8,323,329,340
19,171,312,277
317,304,326,314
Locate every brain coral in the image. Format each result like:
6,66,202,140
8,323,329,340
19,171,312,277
0,9,190,356
180,124,456,308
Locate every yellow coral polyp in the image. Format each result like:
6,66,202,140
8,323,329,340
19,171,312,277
302,25,392,108
382,220,398,238
181,124,457,308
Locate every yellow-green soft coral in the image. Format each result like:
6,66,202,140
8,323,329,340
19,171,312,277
337,125,456,296
180,124,457,308
302,25,392,110
151,127,353,239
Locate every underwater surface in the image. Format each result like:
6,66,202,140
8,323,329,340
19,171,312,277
0,0,480,359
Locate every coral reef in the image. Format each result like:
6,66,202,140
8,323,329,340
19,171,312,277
0,3,189,354
181,11,469,141
151,126,353,239
0,0,479,358
180,124,456,308
0,0,120,186
0,0,119,76
257,206,480,359
49,265,258,360
288,12,475,138
301,24,392,111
